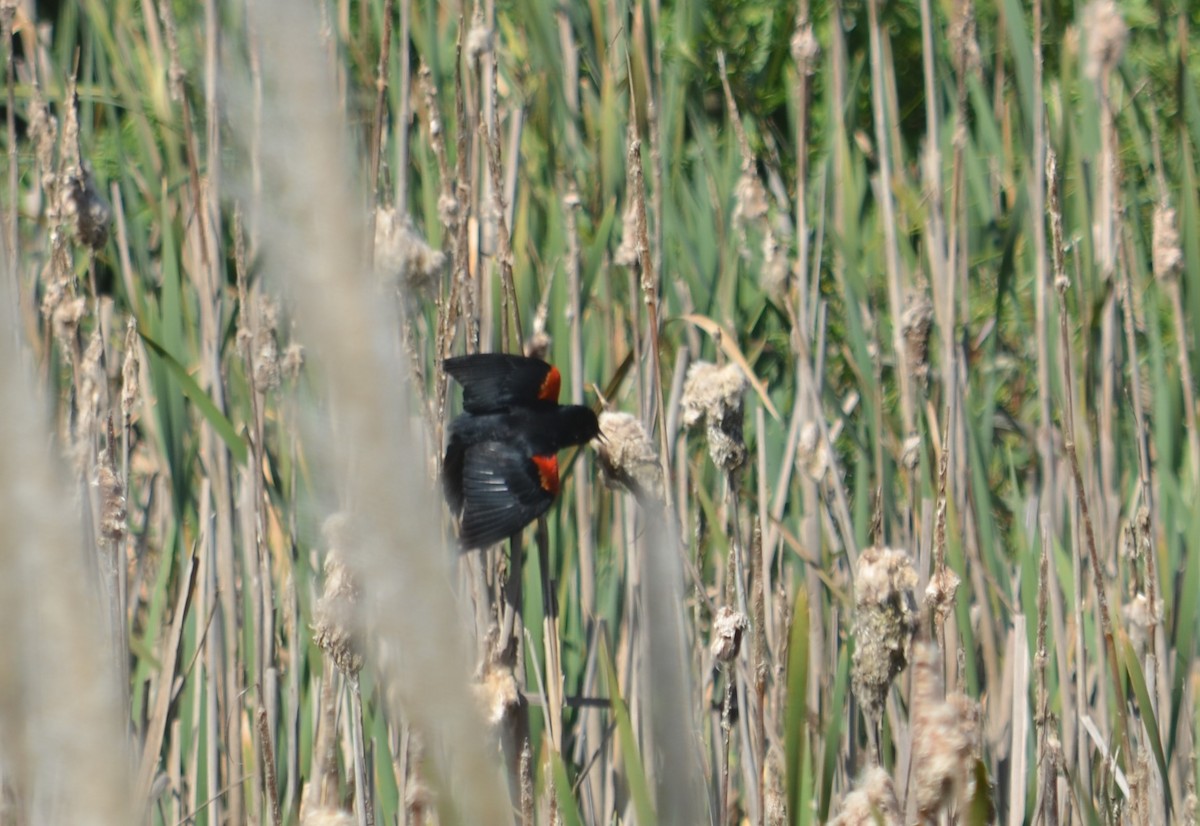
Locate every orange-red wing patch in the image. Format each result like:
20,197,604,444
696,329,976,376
537,365,562,403
530,454,560,495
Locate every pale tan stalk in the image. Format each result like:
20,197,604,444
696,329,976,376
241,2,512,820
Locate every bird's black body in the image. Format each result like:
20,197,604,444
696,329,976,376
442,354,599,549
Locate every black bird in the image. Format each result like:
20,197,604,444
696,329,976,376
442,353,600,549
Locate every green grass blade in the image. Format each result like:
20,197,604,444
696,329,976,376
784,587,810,826
138,329,249,466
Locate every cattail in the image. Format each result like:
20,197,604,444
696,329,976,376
828,766,902,826
947,0,981,79
95,451,127,545
465,8,493,65
710,606,749,665
301,810,356,826
121,318,140,423
681,361,748,473
1152,203,1183,281
790,19,819,76
901,292,934,387
850,546,919,725
761,225,789,301
1081,0,1127,83
282,341,306,381
375,206,445,296
763,746,788,826
797,421,829,481
473,663,521,726
252,298,282,392
614,192,641,268
925,566,961,624
313,514,364,676
596,411,663,504
58,163,112,251
1121,593,1162,659
911,642,981,819
733,167,770,261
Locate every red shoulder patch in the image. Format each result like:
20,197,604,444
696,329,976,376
530,454,560,495
537,365,562,403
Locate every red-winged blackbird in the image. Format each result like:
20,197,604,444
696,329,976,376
442,353,600,549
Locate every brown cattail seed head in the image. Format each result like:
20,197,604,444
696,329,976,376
947,0,981,79
596,411,663,504
797,421,829,481
790,21,819,76
681,361,748,472
829,766,902,826
710,606,749,665
901,292,934,387
58,163,112,250
911,642,981,819
95,455,127,544
313,515,363,676
375,206,446,296
925,565,961,623
252,299,281,392
121,318,140,422
1081,0,1128,83
1121,593,1162,658
1153,203,1183,281
850,546,919,724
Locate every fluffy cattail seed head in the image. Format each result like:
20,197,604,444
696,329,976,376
313,515,363,676
375,206,446,296
681,361,748,472
301,810,356,826
911,642,981,819
1152,203,1183,281
829,766,902,826
1081,0,1128,83
710,606,749,664
282,342,306,380
850,546,919,725
596,411,663,504
252,299,281,392
473,663,521,726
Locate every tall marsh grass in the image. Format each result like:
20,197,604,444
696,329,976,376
1,0,1198,824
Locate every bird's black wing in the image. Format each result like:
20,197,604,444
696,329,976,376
443,353,560,413
456,440,557,549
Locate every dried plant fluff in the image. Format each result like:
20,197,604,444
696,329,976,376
57,163,112,251
301,809,356,826
95,454,127,545
473,663,521,726
911,642,981,819
375,206,445,296
596,411,663,504
312,515,364,676
829,766,902,826
1081,0,1128,82
850,546,919,725
901,292,934,387
681,361,748,473
710,606,749,665
1152,203,1183,281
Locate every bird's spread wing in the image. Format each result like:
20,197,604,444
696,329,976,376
456,441,557,549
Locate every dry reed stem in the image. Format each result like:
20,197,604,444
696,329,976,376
241,1,512,820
